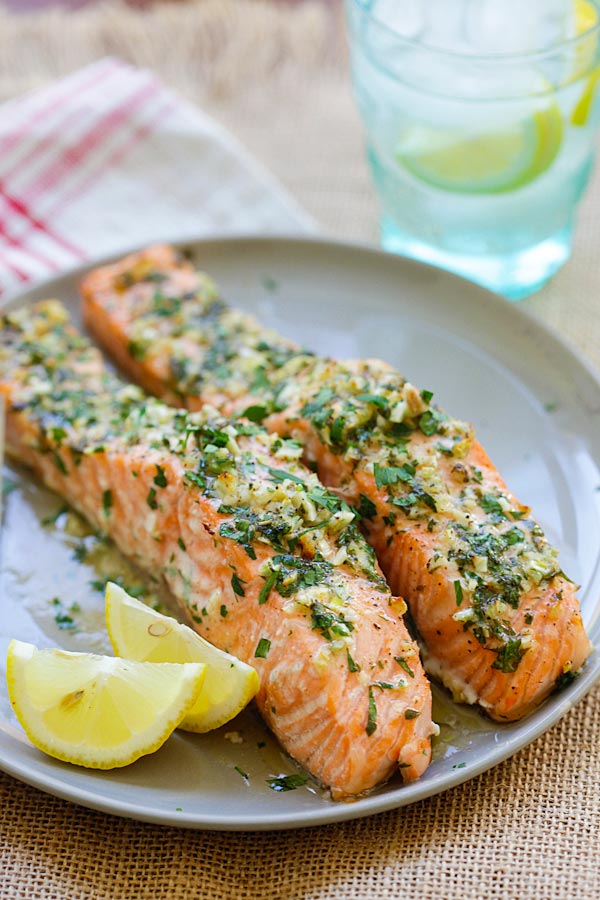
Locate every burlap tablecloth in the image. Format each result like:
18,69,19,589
0,2,598,898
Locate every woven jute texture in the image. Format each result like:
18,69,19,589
0,3,599,898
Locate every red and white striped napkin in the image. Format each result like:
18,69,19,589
0,58,313,299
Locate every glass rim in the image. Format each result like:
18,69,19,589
349,0,600,65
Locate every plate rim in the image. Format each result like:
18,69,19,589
1,232,599,831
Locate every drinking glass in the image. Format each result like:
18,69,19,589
345,0,600,298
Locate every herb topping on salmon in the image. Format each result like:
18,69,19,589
81,244,592,721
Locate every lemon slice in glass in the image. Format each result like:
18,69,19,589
573,0,599,38
571,0,600,125
6,639,205,769
396,102,563,194
105,583,259,733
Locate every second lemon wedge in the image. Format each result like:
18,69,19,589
105,583,259,733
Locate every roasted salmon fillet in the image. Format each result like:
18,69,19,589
81,244,593,721
0,301,435,798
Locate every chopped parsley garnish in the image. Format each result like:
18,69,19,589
266,467,305,486
177,537,186,552
366,686,377,736
102,490,112,516
414,488,437,512
231,572,246,597
146,487,158,510
306,487,344,513
258,569,278,605
346,650,360,673
504,527,524,546
404,708,420,719
51,597,79,631
266,773,308,792
388,491,419,510
492,637,524,673
301,387,334,422
127,339,148,361
454,580,464,607
153,465,168,488
555,669,578,691
479,494,506,518
418,409,442,436
329,416,346,444
355,393,388,408
234,766,249,780
394,656,415,678
219,518,257,560
72,543,87,562
54,611,76,630
50,426,67,446
357,493,377,520
509,509,527,520
265,555,333,599
242,404,270,424
53,451,68,476
255,638,271,658
220,604,228,618
373,461,438,514
373,463,414,490
390,490,432,513
310,601,354,641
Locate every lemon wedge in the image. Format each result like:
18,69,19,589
396,102,563,194
571,0,600,125
105,583,259,733
6,639,205,769
574,0,598,35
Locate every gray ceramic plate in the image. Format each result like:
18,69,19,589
1,236,599,831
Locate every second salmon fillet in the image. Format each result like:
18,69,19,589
81,244,593,722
